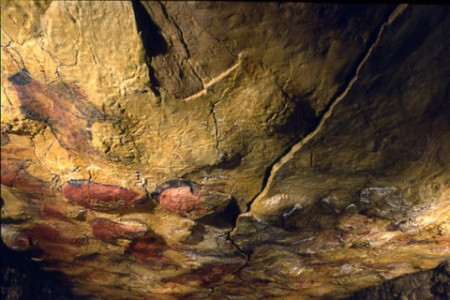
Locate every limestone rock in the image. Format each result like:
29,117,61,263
1,1,449,299
347,260,450,300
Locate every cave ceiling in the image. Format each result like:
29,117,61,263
1,2,449,299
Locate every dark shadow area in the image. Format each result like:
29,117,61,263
347,260,450,300
0,197,82,299
182,223,206,245
7,68,32,86
0,239,80,300
131,0,168,97
197,198,241,229
131,0,168,57
147,67,162,97
214,153,244,170
333,5,395,89
290,96,317,135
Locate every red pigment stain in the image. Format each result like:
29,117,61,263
159,186,207,215
41,203,74,223
91,218,147,243
38,244,77,262
20,224,87,246
62,180,140,210
8,71,99,155
1,158,53,195
127,238,175,266
162,263,243,286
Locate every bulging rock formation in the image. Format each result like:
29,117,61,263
1,1,449,299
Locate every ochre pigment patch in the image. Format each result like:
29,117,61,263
7,68,101,156
91,218,148,243
159,186,206,216
38,244,79,262
21,224,87,247
1,2,449,299
162,262,243,286
1,158,54,196
127,238,176,267
154,180,231,219
41,203,74,224
62,180,141,210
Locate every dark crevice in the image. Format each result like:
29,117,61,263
131,0,167,57
227,231,247,257
214,153,244,170
147,67,162,97
197,198,240,229
196,197,248,270
131,0,168,97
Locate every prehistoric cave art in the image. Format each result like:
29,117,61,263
62,180,144,210
7,68,100,156
1,1,449,300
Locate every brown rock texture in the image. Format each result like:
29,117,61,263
347,260,450,300
1,239,79,300
1,2,449,299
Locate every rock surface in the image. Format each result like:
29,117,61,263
347,260,450,300
1,238,79,300
1,2,449,299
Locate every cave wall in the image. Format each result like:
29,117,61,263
1,238,78,300
1,2,449,299
347,260,450,300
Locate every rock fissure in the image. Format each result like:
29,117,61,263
28,47,49,85
245,4,409,212
210,102,221,155
131,0,165,97
3,45,26,72
158,2,190,59
2,2,449,299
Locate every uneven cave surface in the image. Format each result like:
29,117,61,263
1,238,79,300
1,2,449,300
2,242,449,300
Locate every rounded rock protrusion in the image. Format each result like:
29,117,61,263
152,180,231,219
